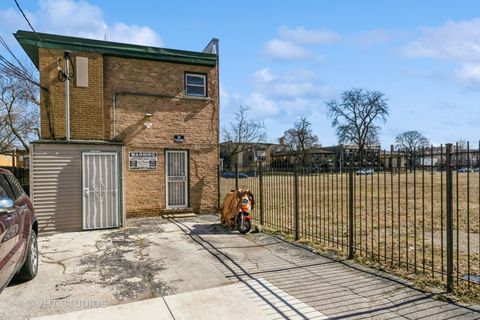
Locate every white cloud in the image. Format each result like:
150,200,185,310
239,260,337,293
1,0,163,47
264,39,312,60
107,23,162,46
220,68,332,122
0,8,34,46
220,86,232,107
263,25,339,61
252,68,331,100
246,92,279,117
253,68,276,82
248,68,332,118
37,0,106,38
0,7,34,30
278,26,340,45
454,63,480,86
220,85,242,109
403,19,480,61
402,18,480,87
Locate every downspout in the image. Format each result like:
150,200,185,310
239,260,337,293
216,42,220,212
216,42,220,152
112,93,116,140
65,54,70,141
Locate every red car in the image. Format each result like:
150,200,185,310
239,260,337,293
0,168,38,293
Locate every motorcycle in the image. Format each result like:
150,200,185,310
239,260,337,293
236,196,252,234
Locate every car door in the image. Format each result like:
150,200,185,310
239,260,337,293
0,174,19,288
6,174,29,264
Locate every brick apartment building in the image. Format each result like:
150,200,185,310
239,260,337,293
220,142,276,169
16,30,219,232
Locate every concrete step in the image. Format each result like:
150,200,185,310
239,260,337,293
162,207,193,213
162,210,197,219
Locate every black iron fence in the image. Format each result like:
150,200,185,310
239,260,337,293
220,142,480,294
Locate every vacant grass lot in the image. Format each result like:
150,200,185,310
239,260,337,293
221,170,480,292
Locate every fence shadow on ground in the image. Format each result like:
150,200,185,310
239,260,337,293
170,219,480,319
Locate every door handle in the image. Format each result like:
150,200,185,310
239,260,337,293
5,211,14,221
83,188,89,197
19,204,29,215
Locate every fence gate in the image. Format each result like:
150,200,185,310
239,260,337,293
82,152,119,230
166,150,188,209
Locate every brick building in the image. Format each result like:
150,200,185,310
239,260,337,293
0,149,29,168
219,142,276,169
16,30,219,232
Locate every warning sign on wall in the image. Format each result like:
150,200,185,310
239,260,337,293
129,152,157,170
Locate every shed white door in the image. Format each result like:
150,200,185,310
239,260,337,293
82,152,119,230
166,150,188,209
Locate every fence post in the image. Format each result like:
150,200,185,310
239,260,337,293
348,168,354,259
390,145,394,170
217,164,221,213
446,143,453,293
294,167,300,241
235,163,239,190
259,163,264,226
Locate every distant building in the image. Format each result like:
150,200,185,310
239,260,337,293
220,142,277,169
0,149,29,168
416,145,479,168
271,144,381,169
380,151,407,168
271,147,336,169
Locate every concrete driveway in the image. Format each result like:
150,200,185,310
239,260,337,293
1,216,232,319
1,215,480,319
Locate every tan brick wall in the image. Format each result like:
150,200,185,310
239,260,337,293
122,145,218,216
38,48,219,216
104,56,218,216
39,48,106,140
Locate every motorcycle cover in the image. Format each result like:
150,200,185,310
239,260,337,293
220,189,254,228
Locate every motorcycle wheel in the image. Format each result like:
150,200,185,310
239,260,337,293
236,215,251,234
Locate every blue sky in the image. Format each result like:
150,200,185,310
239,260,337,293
1,0,479,147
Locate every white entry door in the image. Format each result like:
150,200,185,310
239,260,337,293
166,150,188,209
82,152,119,230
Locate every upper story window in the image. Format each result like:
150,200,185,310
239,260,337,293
185,73,207,97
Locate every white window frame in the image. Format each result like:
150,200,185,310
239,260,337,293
185,73,207,97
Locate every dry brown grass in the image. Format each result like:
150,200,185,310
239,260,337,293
220,170,480,296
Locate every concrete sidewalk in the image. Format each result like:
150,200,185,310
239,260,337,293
33,279,326,320
169,216,480,319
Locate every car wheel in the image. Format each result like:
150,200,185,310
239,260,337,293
17,230,38,281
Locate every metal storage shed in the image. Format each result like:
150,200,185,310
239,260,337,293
30,141,125,233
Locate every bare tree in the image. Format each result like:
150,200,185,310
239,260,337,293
455,139,469,167
281,116,319,167
0,68,39,152
395,130,429,168
326,88,388,158
221,105,267,168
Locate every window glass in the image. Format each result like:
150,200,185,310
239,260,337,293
0,175,15,200
186,75,205,86
185,74,206,96
186,85,205,96
6,174,24,199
